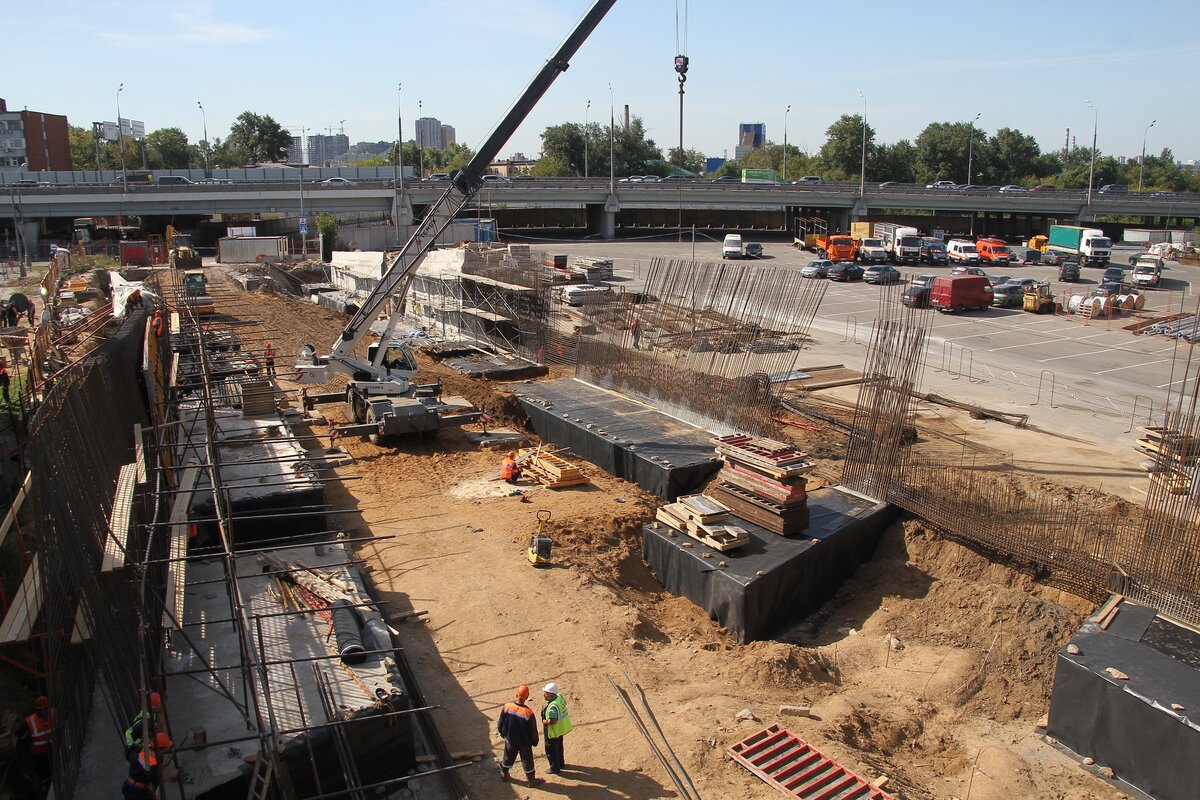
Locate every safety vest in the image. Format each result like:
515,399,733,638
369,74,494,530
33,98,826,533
264,346,275,360
500,458,518,480
124,710,152,748
25,712,53,755
543,694,572,739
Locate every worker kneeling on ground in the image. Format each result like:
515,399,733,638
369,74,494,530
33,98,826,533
500,451,522,484
123,732,178,800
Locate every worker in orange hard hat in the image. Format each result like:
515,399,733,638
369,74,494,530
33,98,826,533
15,695,55,798
123,731,178,800
263,342,276,377
497,685,543,785
500,451,522,484
124,692,164,761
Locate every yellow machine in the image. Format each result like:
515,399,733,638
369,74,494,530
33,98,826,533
182,269,216,315
1029,234,1049,253
1023,283,1056,314
167,225,203,269
527,509,553,567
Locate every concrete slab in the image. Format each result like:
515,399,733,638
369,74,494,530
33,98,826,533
461,427,527,449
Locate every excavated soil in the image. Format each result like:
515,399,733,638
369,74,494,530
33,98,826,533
220,269,1129,799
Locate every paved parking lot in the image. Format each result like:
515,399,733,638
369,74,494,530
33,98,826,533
534,236,1198,435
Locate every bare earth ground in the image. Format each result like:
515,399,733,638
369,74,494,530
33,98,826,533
222,267,1131,799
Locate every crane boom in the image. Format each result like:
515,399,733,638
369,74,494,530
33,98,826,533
297,0,617,386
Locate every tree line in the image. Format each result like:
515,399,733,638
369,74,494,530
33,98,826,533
66,110,1198,193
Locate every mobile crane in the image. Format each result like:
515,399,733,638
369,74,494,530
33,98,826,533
296,0,617,441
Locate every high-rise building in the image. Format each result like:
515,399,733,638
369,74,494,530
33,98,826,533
734,123,766,161
306,133,350,166
415,117,458,150
0,98,71,170
287,135,305,164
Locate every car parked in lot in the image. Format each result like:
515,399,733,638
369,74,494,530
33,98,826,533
1018,248,1041,265
827,262,864,281
919,238,949,264
800,260,833,278
930,275,993,312
1093,282,1126,299
1039,250,1063,266
863,265,902,284
1102,266,1126,283
986,274,1011,287
744,242,763,258
992,284,1026,308
901,285,932,308
1132,263,1161,287
1058,261,1081,281
911,274,938,289
1004,278,1041,290
950,265,988,278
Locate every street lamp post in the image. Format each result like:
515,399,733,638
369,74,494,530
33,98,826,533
782,105,791,182
584,99,591,179
116,83,127,189
396,83,404,193
197,101,210,177
417,100,424,179
1085,99,1098,205
608,84,615,195
858,91,866,197
1139,118,1156,193
966,112,981,186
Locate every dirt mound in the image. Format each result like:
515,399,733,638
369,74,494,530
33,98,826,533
723,641,837,690
820,697,966,776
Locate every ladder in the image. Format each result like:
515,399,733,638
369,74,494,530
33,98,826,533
245,751,274,800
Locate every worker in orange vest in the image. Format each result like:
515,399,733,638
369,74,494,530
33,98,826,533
123,732,178,800
500,451,522,484
16,695,55,798
151,309,164,337
264,342,276,377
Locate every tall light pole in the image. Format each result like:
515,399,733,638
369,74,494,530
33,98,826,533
1139,118,1156,193
782,104,791,182
116,83,127,189
396,83,404,192
966,112,981,186
1085,99,1098,205
584,99,591,178
197,101,210,177
857,91,866,197
608,84,615,194
417,99,424,179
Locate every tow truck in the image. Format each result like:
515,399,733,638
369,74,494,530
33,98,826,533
295,0,617,442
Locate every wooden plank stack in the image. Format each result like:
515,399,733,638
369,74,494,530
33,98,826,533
656,494,750,552
1135,426,1200,495
707,433,814,535
518,447,589,489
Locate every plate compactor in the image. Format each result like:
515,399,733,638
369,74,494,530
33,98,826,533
527,510,553,567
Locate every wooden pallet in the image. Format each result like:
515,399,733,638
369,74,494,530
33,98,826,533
655,504,749,552
713,434,813,469
729,725,893,800
719,465,808,506
677,494,731,523
518,448,589,488
709,484,810,536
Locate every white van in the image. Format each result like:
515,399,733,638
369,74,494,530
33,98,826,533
723,234,744,259
946,239,981,265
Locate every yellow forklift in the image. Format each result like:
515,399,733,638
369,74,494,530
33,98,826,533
1023,282,1056,314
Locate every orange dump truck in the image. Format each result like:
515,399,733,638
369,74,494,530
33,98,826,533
815,233,857,262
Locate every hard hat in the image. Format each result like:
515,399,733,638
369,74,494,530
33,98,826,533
515,684,530,700
543,683,558,695
154,732,173,750
507,451,517,458
149,692,162,710
34,696,49,710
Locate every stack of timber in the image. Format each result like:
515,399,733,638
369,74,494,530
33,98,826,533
1136,426,1200,495
517,447,589,489
707,433,814,535
655,494,750,552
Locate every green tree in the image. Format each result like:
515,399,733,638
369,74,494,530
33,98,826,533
873,140,917,183
819,114,875,177
146,128,193,169
714,160,741,179
540,116,661,178
531,155,570,177
68,125,96,170
228,112,291,164
665,147,707,175
316,212,337,261
986,128,1041,184
914,121,980,184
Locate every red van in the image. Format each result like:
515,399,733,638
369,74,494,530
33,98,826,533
929,275,992,312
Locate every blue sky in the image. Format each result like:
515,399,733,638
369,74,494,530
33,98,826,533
5,0,1197,164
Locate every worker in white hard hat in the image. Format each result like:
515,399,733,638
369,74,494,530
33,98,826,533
540,682,572,774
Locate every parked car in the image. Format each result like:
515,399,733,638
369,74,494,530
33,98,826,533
1132,263,1161,287
481,174,510,183
919,239,949,265
1058,261,1081,281
911,274,938,289
946,239,981,265
827,262,864,281
1039,250,1063,266
1102,266,1126,283
1004,278,1040,290
901,285,932,308
1098,184,1128,194
999,185,1027,193
320,177,354,186
992,284,1026,308
800,260,833,278
1029,185,1057,193
926,180,958,190
863,265,902,284
986,275,1011,287
793,176,824,185
744,242,763,258
1129,253,1165,268
1018,248,1041,265
1093,282,1124,299
950,265,988,278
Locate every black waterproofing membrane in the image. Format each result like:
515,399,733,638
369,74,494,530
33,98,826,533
510,378,721,500
643,489,894,643
1048,600,1200,800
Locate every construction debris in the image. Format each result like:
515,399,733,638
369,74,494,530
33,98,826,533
706,434,813,536
654,495,750,552
517,446,590,488
728,725,895,799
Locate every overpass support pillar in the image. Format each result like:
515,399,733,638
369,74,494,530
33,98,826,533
587,196,619,240
830,208,851,233
391,190,414,243
850,197,868,222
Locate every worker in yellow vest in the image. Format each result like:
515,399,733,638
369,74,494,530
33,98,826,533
540,682,572,774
